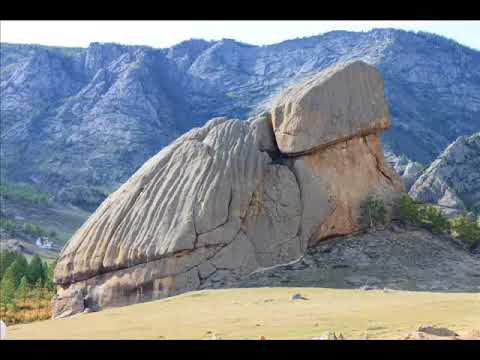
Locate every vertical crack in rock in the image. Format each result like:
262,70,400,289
363,135,396,186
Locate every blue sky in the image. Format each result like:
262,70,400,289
1,21,479,50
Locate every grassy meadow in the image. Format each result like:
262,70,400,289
6,287,480,340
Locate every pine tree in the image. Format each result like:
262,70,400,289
16,276,29,305
9,254,29,287
34,278,43,320
45,260,57,291
0,266,16,305
42,261,49,284
398,195,421,225
420,206,450,234
27,254,44,285
0,250,17,279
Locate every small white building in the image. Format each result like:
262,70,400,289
36,236,53,249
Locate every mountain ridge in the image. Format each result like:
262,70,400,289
2,28,480,214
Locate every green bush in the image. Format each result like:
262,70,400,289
450,215,480,247
398,195,422,225
358,195,387,231
398,195,451,235
418,205,450,234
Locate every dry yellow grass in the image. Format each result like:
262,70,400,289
6,287,480,340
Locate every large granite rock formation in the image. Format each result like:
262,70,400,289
52,61,404,318
409,133,480,215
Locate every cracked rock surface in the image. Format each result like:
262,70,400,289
53,61,403,318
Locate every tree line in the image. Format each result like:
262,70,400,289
359,194,480,248
0,251,57,325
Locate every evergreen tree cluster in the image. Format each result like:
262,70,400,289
0,251,56,306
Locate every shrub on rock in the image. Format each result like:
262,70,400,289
450,215,480,248
358,195,387,231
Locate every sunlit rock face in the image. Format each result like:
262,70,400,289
52,61,403,318
409,133,480,215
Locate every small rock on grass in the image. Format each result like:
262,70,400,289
417,325,458,337
312,331,339,340
290,293,308,300
360,285,377,291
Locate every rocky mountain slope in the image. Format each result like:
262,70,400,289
409,133,480,215
51,61,404,318
2,29,480,212
386,153,424,192
235,222,480,292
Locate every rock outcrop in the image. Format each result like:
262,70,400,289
409,133,480,215
271,61,390,155
52,61,403,318
386,152,424,191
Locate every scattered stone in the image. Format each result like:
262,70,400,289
311,332,345,340
317,331,338,340
211,332,221,340
461,329,480,339
360,285,377,291
290,293,308,301
417,325,458,337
